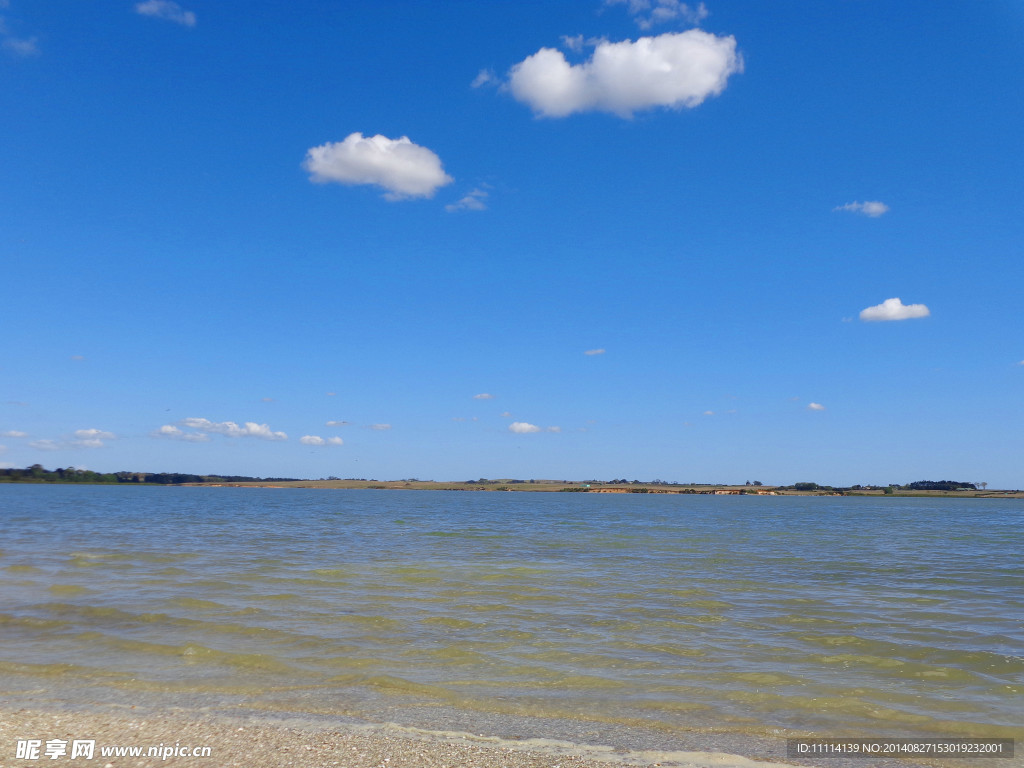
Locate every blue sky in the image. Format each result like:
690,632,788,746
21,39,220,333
1,1,1021,486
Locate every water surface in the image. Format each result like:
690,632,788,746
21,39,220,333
1,486,1020,753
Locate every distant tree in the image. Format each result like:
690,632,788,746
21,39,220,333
794,482,819,491
752,480,763,486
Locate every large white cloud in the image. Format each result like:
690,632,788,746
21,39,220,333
1,430,27,438
859,298,930,322
304,133,453,200
180,417,287,440
507,30,741,118
134,0,196,27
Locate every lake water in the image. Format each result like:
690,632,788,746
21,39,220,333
0,486,1021,758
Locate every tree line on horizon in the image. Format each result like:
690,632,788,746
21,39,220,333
0,465,301,485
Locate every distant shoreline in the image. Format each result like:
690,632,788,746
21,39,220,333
176,479,1024,498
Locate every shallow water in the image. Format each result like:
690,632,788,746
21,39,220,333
0,485,1021,749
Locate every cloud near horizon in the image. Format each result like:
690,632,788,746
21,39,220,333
300,435,344,446
304,133,453,200
859,298,930,322
134,0,196,27
507,30,742,118
153,425,209,442
179,417,288,440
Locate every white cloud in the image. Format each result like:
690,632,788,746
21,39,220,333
561,34,585,52
501,411,513,418
471,69,497,88
445,187,488,213
859,297,930,322
74,428,115,441
302,434,345,447
834,200,890,217
509,422,542,434
134,0,196,27
369,423,392,431
507,30,741,118
326,420,350,427
473,393,494,400
546,426,562,433
1,430,27,438
608,0,709,30
703,410,714,416
29,439,60,451
180,417,287,440
584,348,606,355
2,35,38,56
304,133,453,200
153,424,210,442
807,402,826,411
0,8,39,56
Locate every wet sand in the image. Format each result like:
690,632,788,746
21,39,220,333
0,706,803,768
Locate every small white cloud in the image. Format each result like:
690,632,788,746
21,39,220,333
29,439,61,451
608,0,709,30
546,426,562,433
134,0,196,27
326,420,349,427
1,430,27,438
261,397,275,402
501,411,513,418
153,424,209,442
507,30,741,118
180,417,287,440
1,25,39,56
326,392,337,396
74,428,115,441
859,297,930,322
473,393,495,400
807,402,826,411
584,348,606,356
834,200,890,217
70,355,85,361
304,133,453,200
561,34,585,52
300,435,326,446
509,422,542,434
369,423,392,431
445,187,488,212
471,68,497,88
327,436,343,446
703,410,714,416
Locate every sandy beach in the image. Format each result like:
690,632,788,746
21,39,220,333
0,707,805,768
